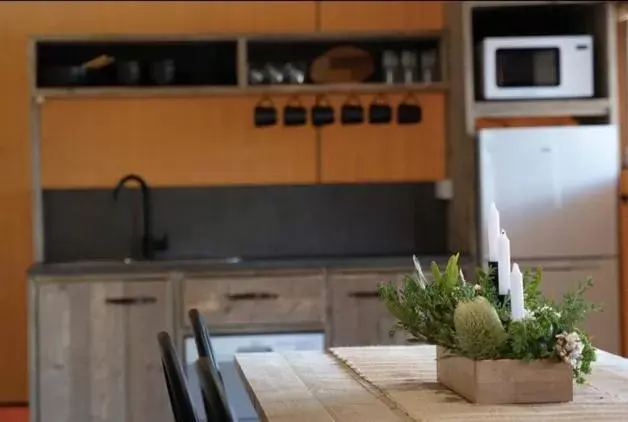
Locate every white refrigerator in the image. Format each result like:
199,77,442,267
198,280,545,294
478,125,621,354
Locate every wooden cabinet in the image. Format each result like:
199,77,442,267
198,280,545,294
9,2,317,35
182,271,326,328
40,96,318,188
319,93,447,183
35,277,172,422
319,1,444,33
518,259,620,355
329,270,411,347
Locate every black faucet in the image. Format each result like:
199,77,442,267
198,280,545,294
113,174,168,260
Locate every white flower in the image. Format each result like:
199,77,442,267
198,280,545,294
534,305,561,319
555,331,583,368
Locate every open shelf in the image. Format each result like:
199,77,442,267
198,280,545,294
245,34,442,87
36,40,239,88
471,2,610,102
33,31,448,98
473,98,610,118
33,81,449,99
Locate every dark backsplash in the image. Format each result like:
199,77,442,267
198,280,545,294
43,184,449,262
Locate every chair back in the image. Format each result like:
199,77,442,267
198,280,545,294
196,357,234,422
157,331,200,422
188,309,220,374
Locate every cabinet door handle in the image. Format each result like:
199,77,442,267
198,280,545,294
621,194,628,204
348,291,380,299
104,296,157,305
226,292,279,301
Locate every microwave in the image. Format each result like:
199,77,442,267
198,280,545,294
479,35,594,100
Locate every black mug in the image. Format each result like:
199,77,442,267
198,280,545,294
254,97,277,128
151,59,176,85
117,61,141,85
397,94,422,125
283,97,307,127
311,96,335,127
341,95,364,125
369,95,392,124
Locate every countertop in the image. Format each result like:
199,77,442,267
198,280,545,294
28,254,470,277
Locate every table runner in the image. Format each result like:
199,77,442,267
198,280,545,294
329,345,628,421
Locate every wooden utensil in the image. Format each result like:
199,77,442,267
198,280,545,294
310,45,374,84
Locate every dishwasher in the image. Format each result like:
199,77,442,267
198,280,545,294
184,331,325,421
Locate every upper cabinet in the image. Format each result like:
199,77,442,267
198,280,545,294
319,1,444,33
40,96,318,188
319,92,446,184
7,1,317,34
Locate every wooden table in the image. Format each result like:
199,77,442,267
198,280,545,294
235,345,628,421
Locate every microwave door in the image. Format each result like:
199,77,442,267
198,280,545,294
496,47,560,90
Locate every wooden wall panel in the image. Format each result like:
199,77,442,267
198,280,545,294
41,96,318,188
0,0,317,402
319,1,444,33
7,1,317,35
319,93,446,183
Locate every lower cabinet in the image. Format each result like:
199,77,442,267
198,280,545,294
329,270,411,347
35,277,173,422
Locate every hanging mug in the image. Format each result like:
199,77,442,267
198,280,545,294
311,95,335,127
368,94,392,125
397,93,423,125
254,97,277,128
283,96,307,127
341,94,364,125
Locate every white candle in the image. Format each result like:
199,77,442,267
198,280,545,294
510,263,525,321
497,230,511,295
487,203,501,262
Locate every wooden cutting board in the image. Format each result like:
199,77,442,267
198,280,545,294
310,45,374,84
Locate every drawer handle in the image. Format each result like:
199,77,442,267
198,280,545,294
226,292,279,301
105,296,157,305
348,291,380,299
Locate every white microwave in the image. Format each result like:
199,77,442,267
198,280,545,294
479,35,594,100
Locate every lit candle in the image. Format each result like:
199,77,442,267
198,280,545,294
497,230,511,295
487,203,501,262
510,263,525,321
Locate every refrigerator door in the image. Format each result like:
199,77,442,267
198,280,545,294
517,258,620,354
479,125,619,260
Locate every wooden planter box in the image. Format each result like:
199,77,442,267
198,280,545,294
436,346,573,404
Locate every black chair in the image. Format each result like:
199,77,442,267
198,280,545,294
188,309,220,375
196,357,234,422
157,331,200,422
188,309,233,420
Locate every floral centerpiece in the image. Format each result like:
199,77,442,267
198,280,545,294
378,205,599,404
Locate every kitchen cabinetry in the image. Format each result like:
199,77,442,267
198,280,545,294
14,2,317,35
319,93,447,183
181,270,326,329
40,96,319,188
329,270,411,346
34,277,172,422
519,259,620,355
319,1,444,33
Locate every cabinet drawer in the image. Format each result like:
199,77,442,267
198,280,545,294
329,271,409,347
182,272,325,326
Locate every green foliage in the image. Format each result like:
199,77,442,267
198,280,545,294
378,254,599,384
